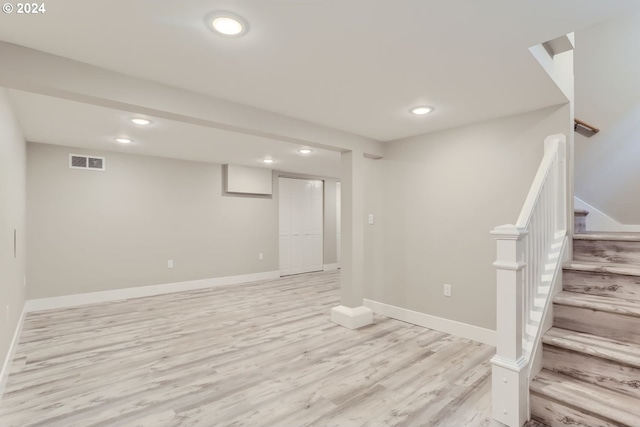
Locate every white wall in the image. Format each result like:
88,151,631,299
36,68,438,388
364,105,571,330
574,196,640,232
0,88,27,385
27,143,279,298
26,144,344,299
574,10,640,224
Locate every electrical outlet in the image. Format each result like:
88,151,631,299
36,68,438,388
168,260,174,269
368,214,375,225
259,252,264,260
444,284,452,297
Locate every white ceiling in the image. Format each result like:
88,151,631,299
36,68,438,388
8,90,342,177
1,0,639,170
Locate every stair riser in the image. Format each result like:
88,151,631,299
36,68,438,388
543,344,640,399
574,215,587,233
530,393,620,427
563,270,640,301
554,304,640,345
574,239,640,264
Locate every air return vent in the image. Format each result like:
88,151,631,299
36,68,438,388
69,154,106,171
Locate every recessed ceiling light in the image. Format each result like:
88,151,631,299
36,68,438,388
115,137,133,144
262,158,275,164
207,12,249,37
130,118,152,126
298,149,313,155
410,106,435,115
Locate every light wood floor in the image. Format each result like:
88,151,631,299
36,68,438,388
0,271,510,427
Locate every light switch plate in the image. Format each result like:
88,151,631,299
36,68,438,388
444,284,452,297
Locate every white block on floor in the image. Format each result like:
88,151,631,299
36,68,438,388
331,305,373,329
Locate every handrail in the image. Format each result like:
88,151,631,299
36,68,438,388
515,148,557,228
574,118,599,134
490,134,568,427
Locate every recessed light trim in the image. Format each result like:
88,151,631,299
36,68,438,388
130,118,152,126
115,137,133,144
410,106,435,115
262,158,275,164
206,11,249,37
298,149,313,155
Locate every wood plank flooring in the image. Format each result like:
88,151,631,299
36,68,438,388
1,271,510,427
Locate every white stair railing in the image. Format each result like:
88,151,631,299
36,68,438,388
490,134,568,427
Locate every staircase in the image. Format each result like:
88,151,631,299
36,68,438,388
530,232,640,426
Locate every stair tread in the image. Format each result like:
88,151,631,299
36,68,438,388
574,232,640,242
530,370,640,424
543,327,640,368
564,260,640,277
554,291,640,317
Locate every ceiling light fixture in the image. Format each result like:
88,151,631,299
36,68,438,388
130,118,152,126
410,106,435,115
207,12,249,37
115,137,133,144
298,149,313,155
262,158,275,164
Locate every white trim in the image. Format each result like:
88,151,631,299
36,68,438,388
574,196,640,232
363,299,496,346
492,261,527,271
323,263,339,271
25,271,280,312
330,305,373,329
0,303,27,400
491,354,529,372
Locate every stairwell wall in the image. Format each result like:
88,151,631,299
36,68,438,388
574,11,640,224
364,104,571,331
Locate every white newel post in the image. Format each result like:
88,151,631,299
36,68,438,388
491,224,529,427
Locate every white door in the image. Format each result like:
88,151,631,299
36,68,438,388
279,178,324,276
336,182,341,267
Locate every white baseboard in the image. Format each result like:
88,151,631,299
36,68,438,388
574,196,640,232
25,270,280,312
363,299,496,346
0,303,27,400
323,263,339,271
331,305,373,329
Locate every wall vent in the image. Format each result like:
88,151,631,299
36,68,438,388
69,154,106,171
